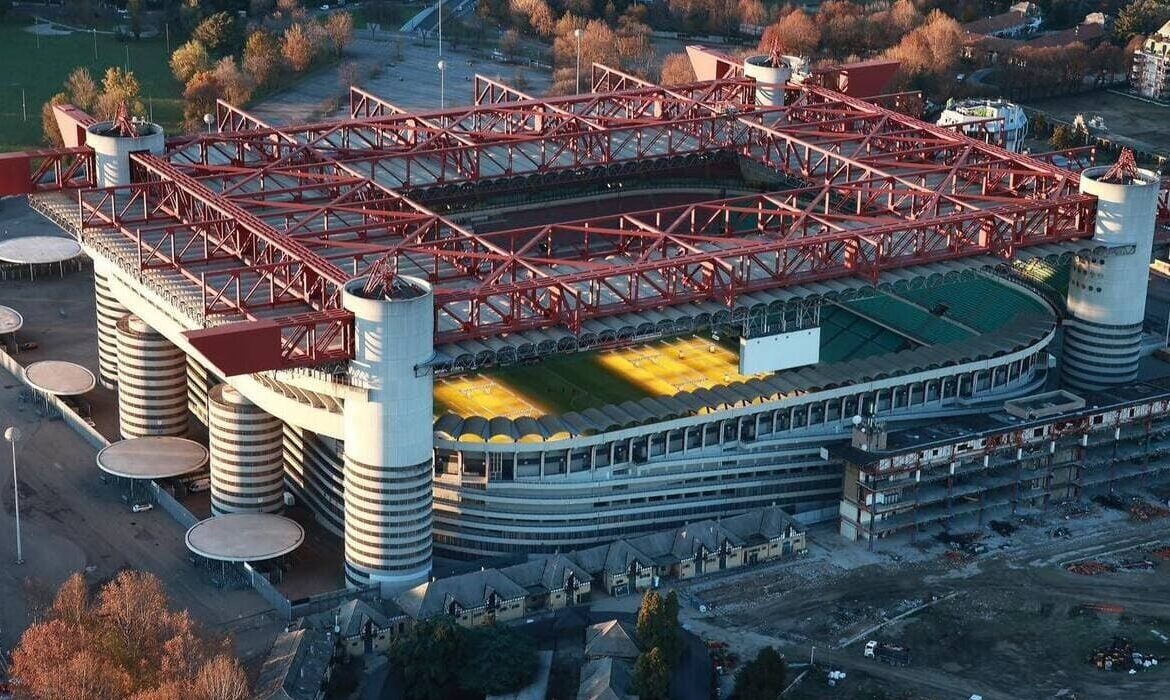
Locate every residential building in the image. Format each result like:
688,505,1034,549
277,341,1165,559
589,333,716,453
253,623,334,700
1132,20,1170,101
396,569,528,627
573,540,658,596
572,505,807,595
577,656,637,700
499,554,593,612
585,620,642,661
334,599,409,658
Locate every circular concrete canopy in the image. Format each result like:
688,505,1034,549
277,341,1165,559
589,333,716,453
96,437,209,479
24,360,96,396
0,236,82,264
0,305,22,334
185,514,305,562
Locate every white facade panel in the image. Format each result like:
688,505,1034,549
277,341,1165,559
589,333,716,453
738,327,821,375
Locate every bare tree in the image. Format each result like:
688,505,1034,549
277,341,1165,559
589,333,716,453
660,52,695,85
191,656,250,700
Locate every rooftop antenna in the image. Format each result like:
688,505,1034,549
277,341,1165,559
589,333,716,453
113,101,138,138
362,253,400,297
1100,148,1138,185
769,39,783,68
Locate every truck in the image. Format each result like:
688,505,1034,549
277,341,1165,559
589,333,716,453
863,640,911,666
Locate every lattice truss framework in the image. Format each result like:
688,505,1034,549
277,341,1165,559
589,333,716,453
70,64,1105,372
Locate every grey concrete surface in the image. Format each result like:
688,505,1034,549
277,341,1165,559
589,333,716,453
186,513,305,562
96,436,208,479
0,197,282,669
248,31,552,127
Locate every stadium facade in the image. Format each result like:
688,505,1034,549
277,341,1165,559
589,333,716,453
3,49,1166,592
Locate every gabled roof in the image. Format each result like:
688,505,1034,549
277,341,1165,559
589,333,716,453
585,620,641,659
335,598,393,638
629,520,744,562
573,539,657,576
722,505,801,545
577,656,636,700
963,4,1040,36
396,569,528,620
502,554,592,594
253,624,334,700
252,628,305,700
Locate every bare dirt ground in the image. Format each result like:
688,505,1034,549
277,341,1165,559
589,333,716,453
1026,90,1170,158
673,494,1170,700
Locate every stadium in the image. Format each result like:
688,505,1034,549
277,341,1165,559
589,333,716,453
1,46,1165,592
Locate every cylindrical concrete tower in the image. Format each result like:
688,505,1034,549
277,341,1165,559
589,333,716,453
93,262,127,389
1062,165,1161,391
116,314,188,438
743,55,793,107
341,276,435,593
85,121,165,188
208,384,285,515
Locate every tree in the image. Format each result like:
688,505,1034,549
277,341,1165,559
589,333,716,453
660,52,695,85
190,656,249,700
243,30,283,87
95,67,143,119
10,572,247,700
633,647,671,700
389,618,469,700
214,57,255,105
636,589,682,664
1115,0,1170,43
338,60,360,91
282,23,320,72
64,67,100,112
171,40,211,84
759,9,820,57
193,11,240,55
738,0,767,28
734,646,788,700
500,28,522,59
459,624,540,696
323,11,355,56
183,70,221,129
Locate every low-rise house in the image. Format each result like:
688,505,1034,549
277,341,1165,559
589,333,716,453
396,569,528,627
572,540,656,596
253,623,334,700
500,554,593,612
334,598,409,657
577,656,637,700
629,520,744,580
723,505,807,564
584,620,641,661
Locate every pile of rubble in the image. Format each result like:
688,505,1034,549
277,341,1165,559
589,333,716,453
1130,500,1170,522
1066,561,1117,575
1090,636,1162,673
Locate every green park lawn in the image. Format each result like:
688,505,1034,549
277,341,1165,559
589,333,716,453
0,22,183,151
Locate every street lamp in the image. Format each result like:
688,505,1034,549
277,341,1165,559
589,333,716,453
202,113,214,134
574,28,584,95
437,60,446,110
4,426,22,565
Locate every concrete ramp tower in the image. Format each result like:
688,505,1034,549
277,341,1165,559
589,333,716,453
1062,159,1161,391
84,114,165,390
341,275,435,593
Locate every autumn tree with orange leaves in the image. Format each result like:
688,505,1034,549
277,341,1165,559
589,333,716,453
9,571,248,700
